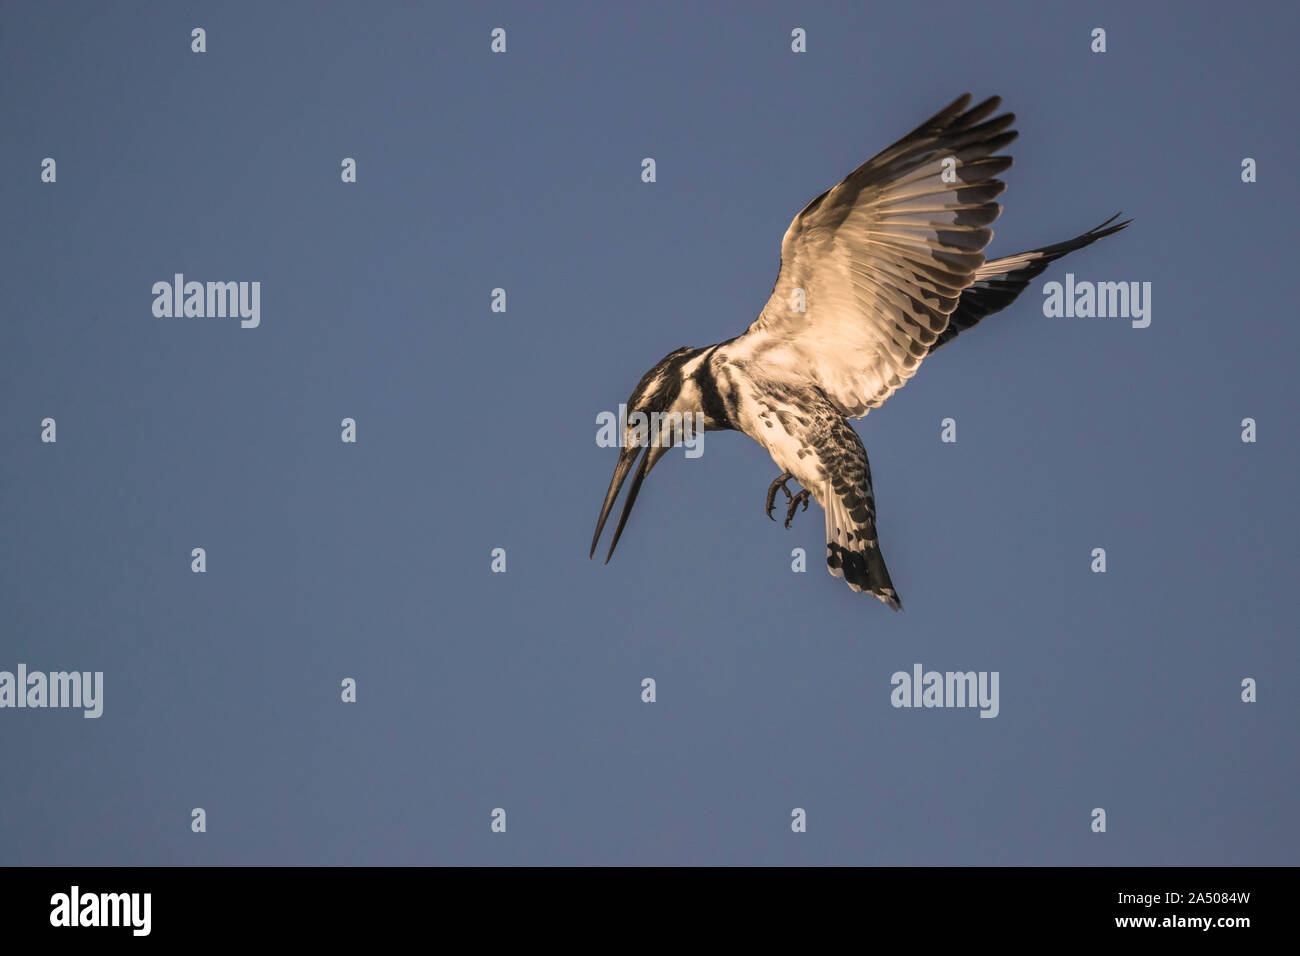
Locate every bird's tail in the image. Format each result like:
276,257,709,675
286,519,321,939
823,485,902,610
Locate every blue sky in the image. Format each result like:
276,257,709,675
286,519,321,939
1,0,1296,864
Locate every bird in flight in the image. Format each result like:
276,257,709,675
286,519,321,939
590,93,1129,609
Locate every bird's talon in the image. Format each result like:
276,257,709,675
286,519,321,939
783,489,811,529
764,471,795,520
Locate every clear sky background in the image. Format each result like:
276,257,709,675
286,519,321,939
1,1,1296,865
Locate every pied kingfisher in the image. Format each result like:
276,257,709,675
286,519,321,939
590,93,1129,609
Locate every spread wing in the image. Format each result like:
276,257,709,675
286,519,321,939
737,93,1017,417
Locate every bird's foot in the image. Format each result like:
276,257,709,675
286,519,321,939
765,472,795,521
765,473,810,527
783,489,811,529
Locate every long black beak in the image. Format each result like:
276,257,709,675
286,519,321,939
589,442,669,563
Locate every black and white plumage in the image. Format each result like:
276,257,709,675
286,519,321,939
590,93,1129,608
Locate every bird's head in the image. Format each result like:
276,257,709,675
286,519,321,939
590,346,705,563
